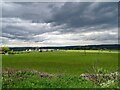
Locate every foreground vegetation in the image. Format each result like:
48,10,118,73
2,50,119,88
2,69,97,88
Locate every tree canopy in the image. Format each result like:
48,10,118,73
1,46,10,54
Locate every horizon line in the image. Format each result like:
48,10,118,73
1,43,119,47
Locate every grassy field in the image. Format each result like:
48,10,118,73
2,50,119,88
2,50,118,74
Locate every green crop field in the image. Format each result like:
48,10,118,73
2,50,118,74
2,50,119,88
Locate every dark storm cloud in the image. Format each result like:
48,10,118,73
2,2,54,22
1,2,118,46
2,2,117,29
48,2,117,28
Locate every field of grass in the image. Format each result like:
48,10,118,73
2,50,119,88
2,50,118,74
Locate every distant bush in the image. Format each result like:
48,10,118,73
8,50,15,54
40,50,42,52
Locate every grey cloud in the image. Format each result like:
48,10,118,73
2,18,66,42
2,2,118,46
84,32,118,42
48,2,117,29
2,24,34,41
2,2,54,22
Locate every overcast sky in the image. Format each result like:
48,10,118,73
1,2,118,47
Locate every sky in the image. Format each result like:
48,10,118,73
1,2,119,47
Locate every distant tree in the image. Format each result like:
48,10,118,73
2,46,10,54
